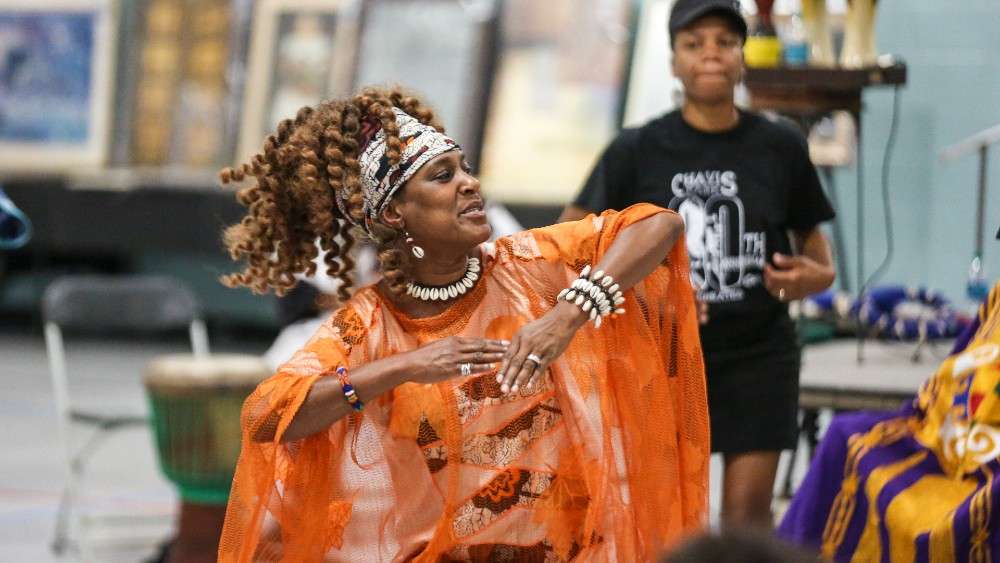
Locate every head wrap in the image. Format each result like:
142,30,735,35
336,107,459,235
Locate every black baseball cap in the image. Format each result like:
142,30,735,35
669,0,748,46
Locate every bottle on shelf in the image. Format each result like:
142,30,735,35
781,9,809,66
968,254,990,306
745,0,782,68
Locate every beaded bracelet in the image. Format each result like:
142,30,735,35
556,265,626,328
577,265,626,314
335,366,364,411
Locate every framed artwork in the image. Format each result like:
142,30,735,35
621,0,678,128
237,0,361,163
0,1,116,172
126,0,245,168
477,0,635,205
354,0,499,167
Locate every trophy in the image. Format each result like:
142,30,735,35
801,0,834,66
753,0,776,35
744,0,782,68
840,0,878,68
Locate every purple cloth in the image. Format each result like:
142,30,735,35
776,410,899,551
951,313,981,355
777,309,995,561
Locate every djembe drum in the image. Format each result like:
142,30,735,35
144,354,270,563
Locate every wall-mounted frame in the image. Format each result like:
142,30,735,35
354,0,500,168
237,0,361,164
477,0,636,205
621,0,679,128
0,1,117,173
124,0,245,169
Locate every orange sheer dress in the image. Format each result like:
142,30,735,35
219,204,709,562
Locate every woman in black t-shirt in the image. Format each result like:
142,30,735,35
561,0,836,529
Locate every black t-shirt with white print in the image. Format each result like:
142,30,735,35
575,109,835,361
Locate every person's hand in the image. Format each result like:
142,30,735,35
403,337,509,385
497,302,588,395
763,252,835,302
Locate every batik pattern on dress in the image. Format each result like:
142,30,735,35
441,538,582,563
454,370,554,425
421,396,563,474
452,469,555,538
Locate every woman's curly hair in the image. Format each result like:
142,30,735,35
219,86,443,301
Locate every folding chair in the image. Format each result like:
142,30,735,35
41,274,209,555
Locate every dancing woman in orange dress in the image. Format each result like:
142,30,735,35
217,87,709,562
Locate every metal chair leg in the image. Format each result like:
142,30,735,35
51,426,116,555
51,455,82,555
780,408,822,500
780,437,800,500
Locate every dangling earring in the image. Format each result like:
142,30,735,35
404,230,424,259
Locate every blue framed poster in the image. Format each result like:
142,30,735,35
0,1,116,172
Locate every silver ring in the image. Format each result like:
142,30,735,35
778,288,786,301
460,363,472,376
526,353,543,366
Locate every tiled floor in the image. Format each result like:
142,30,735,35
1,328,936,561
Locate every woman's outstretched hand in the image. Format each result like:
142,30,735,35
404,336,509,385
280,336,506,443
497,302,588,395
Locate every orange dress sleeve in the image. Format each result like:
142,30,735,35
528,203,676,267
498,202,710,554
219,307,366,562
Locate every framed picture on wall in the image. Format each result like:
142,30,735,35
124,0,247,169
477,0,635,205
0,1,117,173
354,0,499,167
621,0,678,128
237,0,361,164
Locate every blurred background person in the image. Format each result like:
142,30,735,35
663,528,816,563
561,0,836,529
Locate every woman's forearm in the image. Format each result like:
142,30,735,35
593,210,686,291
530,210,685,362
794,228,835,294
279,354,410,443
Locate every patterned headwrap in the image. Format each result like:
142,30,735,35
336,107,459,235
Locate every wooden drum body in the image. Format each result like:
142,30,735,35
144,354,269,563
145,354,268,504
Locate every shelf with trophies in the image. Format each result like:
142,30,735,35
743,0,906,123
744,63,906,118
